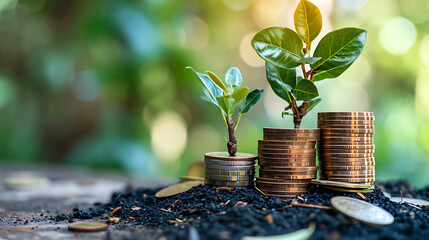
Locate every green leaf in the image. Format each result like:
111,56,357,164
238,89,264,114
282,111,294,118
307,97,321,112
294,0,323,44
242,223,315,240
293,79,319,100
225,67,242,89
231,88,250,110
186,66,223,100
299,57,321,64
310,28,367,81
251,27,303,69
265,62,295,104
207,71,228,93
217,95,235,116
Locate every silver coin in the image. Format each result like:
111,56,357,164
390,197,429,206
331,196,394,226
204,159,256,166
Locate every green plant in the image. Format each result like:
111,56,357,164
251,0,367,128
186,66,264,156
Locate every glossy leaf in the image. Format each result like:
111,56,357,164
310,28,367,80
313,62,352,81
186,66,223,100
231,88,250,110
225,67,242,89
265,62,295,104
252,27,303,69
207,71,228,93
299,57,321,64
217,95,235,116
293,79,319,100
238,89,264,114
294,0,322,44
307,97,321,112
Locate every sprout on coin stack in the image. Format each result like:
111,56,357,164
187,66,264,188
318,112,375,186
250,0,367,198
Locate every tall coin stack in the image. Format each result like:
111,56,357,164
204,152,257,188
256,128,320,198
318,112,375,185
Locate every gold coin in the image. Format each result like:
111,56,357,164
256,177,311,183
318,116,375,121
259,173,317,180
255,180,310,187
204,152,258,161
320,136,374,141
259,140,316,145
179,176,205,182
259,169,318,176
185,161,205,178
205,174,254,181
320,153,373,158
263,136,320,141
321,163,375,168
155,181,202,198
204,159,256,166
259,190,308,195
310,179,371,189
204,169,255,175
259,166,318,171
322,169,375,174
68,222,109,232
258,144,315,150
319,149,375,154
321,173,375,178
263,128,320,134
255,184,309,191
318,112,373,116
318,120,374,126
320,141,374,146
259,149,316,154
321,167,375,172
258,161,315,167
321,133,374,138
318,144,375,149
259,152,316,157
321,128,375,134
323,177,374,183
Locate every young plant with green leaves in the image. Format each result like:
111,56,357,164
251,0,367,128
186,66,264,156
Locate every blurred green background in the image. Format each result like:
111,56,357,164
0,0,428,187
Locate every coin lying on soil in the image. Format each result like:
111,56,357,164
68,222,109,232
330,196,394,226
155,181,202,198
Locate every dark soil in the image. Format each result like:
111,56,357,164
57,180,429,240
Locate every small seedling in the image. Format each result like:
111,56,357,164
187,66,264,156
252,0,367,128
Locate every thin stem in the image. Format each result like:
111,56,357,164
227,116,237,156
233,113,242,131
220,109,228,129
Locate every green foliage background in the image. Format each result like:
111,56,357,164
0,0,428,186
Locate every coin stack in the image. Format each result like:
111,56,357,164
318,112,375,185
204,152,257,188
256,128,320,198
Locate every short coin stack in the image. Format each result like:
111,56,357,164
256,128,320,198
318,112,375,185
204,152,257,188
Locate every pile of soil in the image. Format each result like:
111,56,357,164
58,180,429,240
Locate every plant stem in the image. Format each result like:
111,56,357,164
226,116,237,156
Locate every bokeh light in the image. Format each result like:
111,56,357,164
379,17,417,55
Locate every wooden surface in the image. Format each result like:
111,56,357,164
0,165,168,239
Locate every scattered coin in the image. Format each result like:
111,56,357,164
322,186,374,193
179,176,205,182
68,222,109,232
155,181,202,198
331,196,394,226
383,192,392,199
311,179,371,189
390,197,429,206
